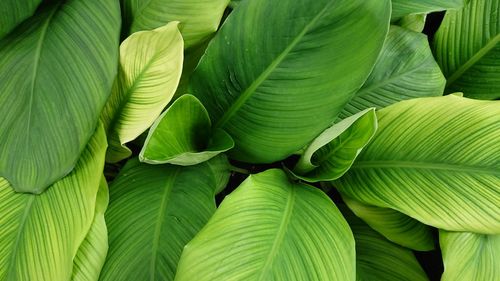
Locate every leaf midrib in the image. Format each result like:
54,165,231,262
214,2,334,128
352,160,499,175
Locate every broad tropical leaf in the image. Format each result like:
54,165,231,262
190,0,390,163
340,206,429,281
342,196,434,251
335,95,500,234
292,108,377,182
391,0,465,20
99,156,230,281
396,14,427,33
440,230,499,281
101,22,184,163
0,124,107,281
0,0,120,193
140,95,234,165
339,26,445,119
433,0,500,99
175,169,355,280
72,177,109,281
0,0,41,39
121,0,229,48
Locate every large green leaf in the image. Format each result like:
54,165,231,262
99,157,230,281
0,124,107,281
291,108,377,182
339,26,445,119
0,0,41,39
72,177,109,281
340,206,429,281
175,169,355,280
0,0,120,193
101,22,184,163
342,196,434,251
433,0,500,100
140,95,234,165
335,95,500,234
121,0,229,48
440,231,499,281
190,0,390,163
391,0,465,20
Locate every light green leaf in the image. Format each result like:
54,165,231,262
396,14,427,33
292,108,377,182
440,230,500,281
72,177,109,281
342,195,434,251
391,0,464,20
340,206,429,281
0,123,107,281
335,95,500,234
0,0,41,39
175,169,355,281
190,0,390,163
99,157,229,281
139,95,234,165
121,0,229,48
340,26,445,119
0,0,120,193
101,22,184,163
433,0,500,100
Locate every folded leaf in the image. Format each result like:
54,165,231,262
0,124,107,281
175,169,355,280
140,95,234,165
102,22,184,163
190,0,390,163
335,95,500,234
0,0,41,39
340,206,429,281
340,26,445,119
99,157,230,281
440,230,499,281
72,177,109,281
121,0,229,48
391,0,465,20
433,0,500,100
396,14,427,33
342,196,434,251
292,108,377,182
0,0,120,193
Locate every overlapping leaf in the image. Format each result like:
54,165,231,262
190,0,390,163
0,0,120,193
175,169,355,280
0,0,41,39
335,95,500,234
391,0,465,21
396,14,427,33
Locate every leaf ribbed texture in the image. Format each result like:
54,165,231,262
0,0,41,38
391,0,464,20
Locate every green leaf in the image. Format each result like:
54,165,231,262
190,0,390,163
72,177,109,281
396,14,427,33
99,157,230,281
335,95,500,234
340,26,445,119
291,108,377,182
0,123,107,281
175,169,355,280
0,0,41,39
433,0,500,100
340,206,429,281
139,95,234,165
101,22,184,163
391,0,465,20
440,230,499,281
342,195,434,251
121,0,229,48
0,0,120,193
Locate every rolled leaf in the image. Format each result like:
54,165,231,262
0,0,41,39
175,169,355,280
396,14,427,33
433,0,500,99
0,0,120,193
190,0,390,163
102,22,184,163
391,0,465,20
335,95,500,234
